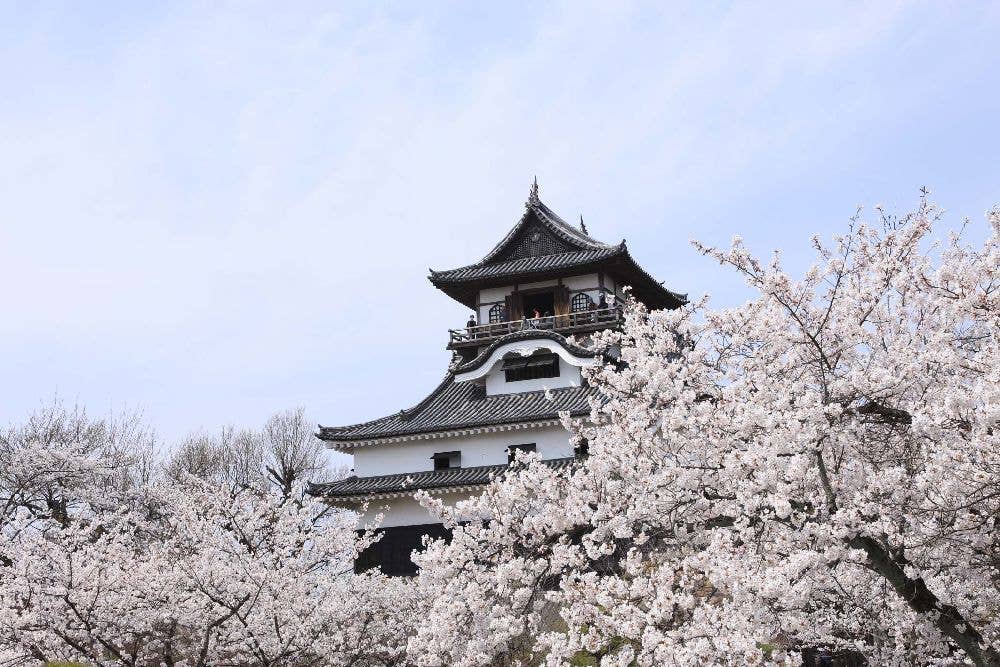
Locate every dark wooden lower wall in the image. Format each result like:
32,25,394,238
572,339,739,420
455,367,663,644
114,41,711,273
355,522,453,576
801,648,866,666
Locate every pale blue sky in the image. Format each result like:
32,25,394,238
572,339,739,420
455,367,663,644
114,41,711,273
2,2,998,449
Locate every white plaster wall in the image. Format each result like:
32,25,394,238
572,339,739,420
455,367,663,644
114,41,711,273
479,286,512,303
485,357,581,395
352,423,575,478
563,273,598,290
357,490,497,528
570,288,602,307
566,274,602,311
358,495,426,528
478,274,602,322
478,302,501,323
454,338,592,396
601,273,614,299
518,278,559,291
596,273,628,306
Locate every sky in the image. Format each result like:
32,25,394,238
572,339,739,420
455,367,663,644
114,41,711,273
2,2,999,457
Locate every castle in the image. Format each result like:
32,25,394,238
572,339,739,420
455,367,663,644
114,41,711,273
311,181,684,575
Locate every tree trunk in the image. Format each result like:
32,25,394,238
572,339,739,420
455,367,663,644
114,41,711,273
850,535,1000,666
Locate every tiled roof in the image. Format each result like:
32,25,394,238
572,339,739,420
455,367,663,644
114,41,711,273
453,330,598,375
427,194,686,310
310,457,577,500
478,200,616,264
318,374,599,445
429,246,625,283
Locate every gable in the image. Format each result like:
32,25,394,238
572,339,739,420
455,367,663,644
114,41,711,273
493,217,576,263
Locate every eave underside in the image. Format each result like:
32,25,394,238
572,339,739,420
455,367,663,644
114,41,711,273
310,457,577,501
430,250,686,310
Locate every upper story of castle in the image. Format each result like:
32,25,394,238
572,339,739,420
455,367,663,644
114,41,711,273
314,181,686,462
430,179,686,356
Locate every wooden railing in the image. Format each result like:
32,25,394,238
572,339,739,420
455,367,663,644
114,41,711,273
448,307,622,346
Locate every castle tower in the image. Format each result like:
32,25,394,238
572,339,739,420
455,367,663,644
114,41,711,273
311,181,685,575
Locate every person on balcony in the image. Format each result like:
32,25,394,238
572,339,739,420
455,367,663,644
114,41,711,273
597,293,611,322
466,314,477,338
529,309,542,328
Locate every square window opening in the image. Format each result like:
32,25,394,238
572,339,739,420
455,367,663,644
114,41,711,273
522,291,555,319
503,353,560,383
507,443,537,464
431,451,461,470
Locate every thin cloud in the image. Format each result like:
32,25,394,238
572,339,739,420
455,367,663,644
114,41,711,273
1,2,998,441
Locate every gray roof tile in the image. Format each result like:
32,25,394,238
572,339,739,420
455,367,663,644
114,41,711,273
427,197,685,310
318,375,598,444
477,200,616,265
430,246,625,283
310,457,577,499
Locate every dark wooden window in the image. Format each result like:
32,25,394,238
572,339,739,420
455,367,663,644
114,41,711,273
431,451,461,470
507,443,536,464
503,353,560,382
570,292,593,312
522,290,555,318
355,523,452,576
489,303,506,323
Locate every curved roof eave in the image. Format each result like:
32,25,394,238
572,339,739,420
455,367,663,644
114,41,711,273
614,244,688,307
428,245,625,285
316,373,601,445
452,330,598,376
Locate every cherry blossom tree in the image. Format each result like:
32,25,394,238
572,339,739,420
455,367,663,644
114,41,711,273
0,404,409,667
3,196,997,666
0,480,412,666
411,197,1000,666
0,400,157,528
165,408,341,498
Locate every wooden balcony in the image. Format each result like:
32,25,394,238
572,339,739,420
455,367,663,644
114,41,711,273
448,307,622,349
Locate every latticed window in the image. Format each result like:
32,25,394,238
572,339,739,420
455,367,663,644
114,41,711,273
489,303,506,323
571,292,593,312
503,353,559,382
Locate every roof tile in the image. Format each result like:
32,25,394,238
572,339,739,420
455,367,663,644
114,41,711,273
311,457,577,499
318,377,598,444
431,246,624,283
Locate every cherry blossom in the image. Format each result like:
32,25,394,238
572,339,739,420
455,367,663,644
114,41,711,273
411,197,1000,666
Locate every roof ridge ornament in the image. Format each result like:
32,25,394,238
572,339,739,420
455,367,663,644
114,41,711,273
579,215,588,235
526,176,540,207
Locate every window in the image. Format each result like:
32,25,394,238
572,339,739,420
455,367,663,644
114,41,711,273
431,451,461,470
570,292,593,312
489,303,506,323
507,443,536,464
354,524,452,576
522,290,555,318
503,353,560,382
